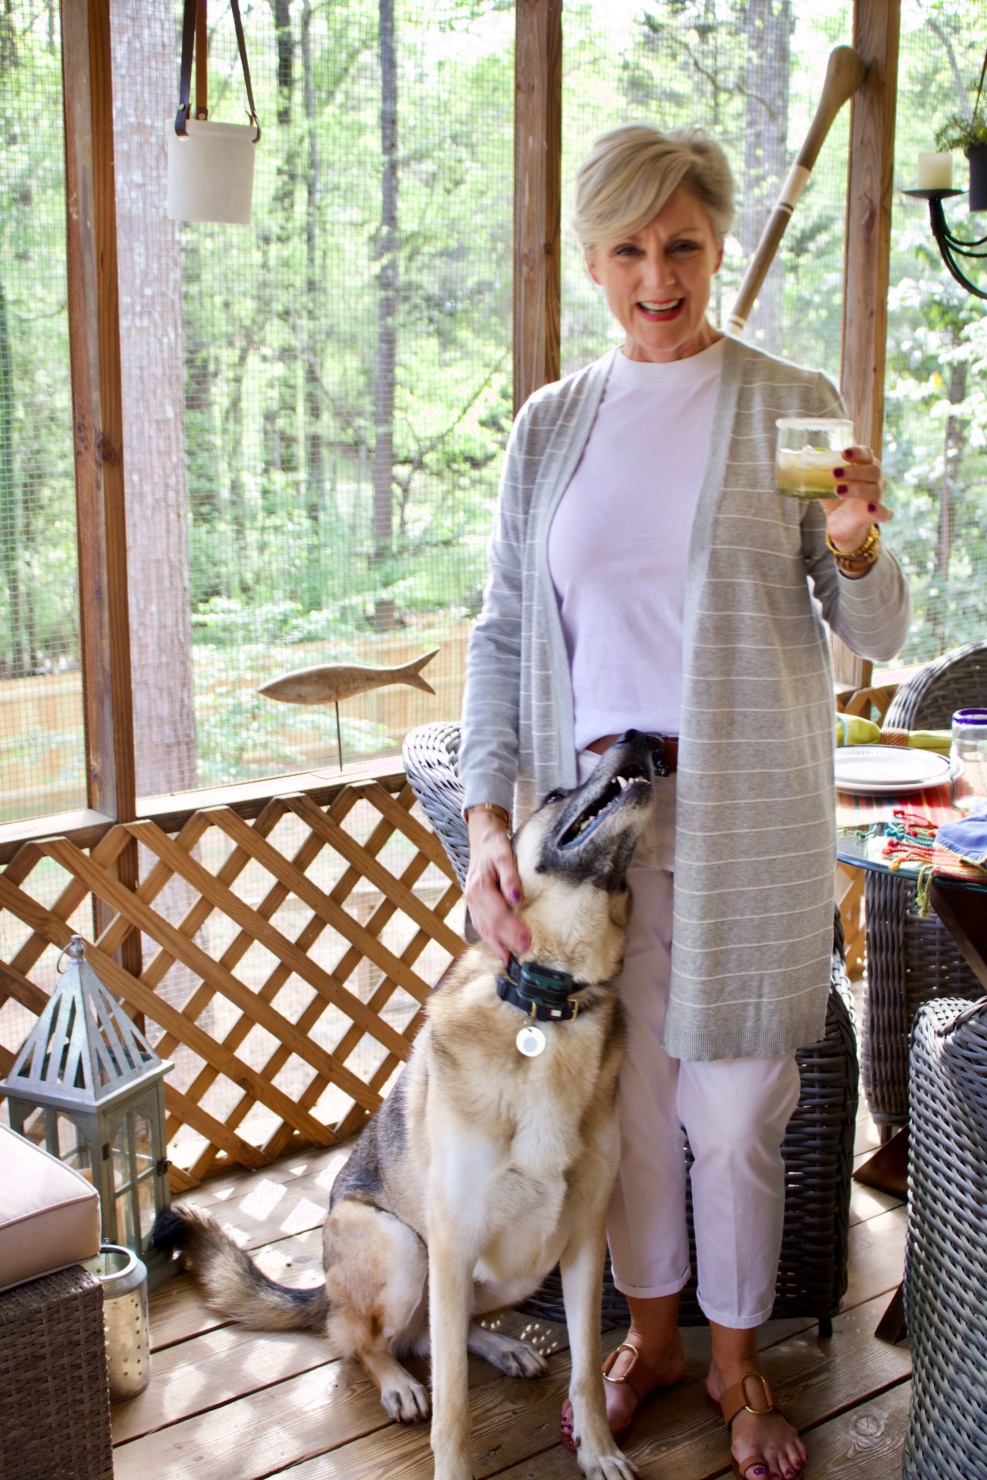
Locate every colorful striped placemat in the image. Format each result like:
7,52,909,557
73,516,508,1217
837,784,987,883
836,782,960,832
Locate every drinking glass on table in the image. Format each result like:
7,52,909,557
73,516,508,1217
775,417,855,500
950,709,987,812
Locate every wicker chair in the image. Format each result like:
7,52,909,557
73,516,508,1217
861,641,987,1135
0,1268,113,1480
0,1126,112,1480
903,995,987,1478
402,722,857,1332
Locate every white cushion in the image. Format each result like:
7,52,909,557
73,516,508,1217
0,1123,101,1293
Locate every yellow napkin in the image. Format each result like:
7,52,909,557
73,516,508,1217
835,715,951,754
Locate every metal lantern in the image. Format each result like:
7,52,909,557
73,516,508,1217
0,936,174,1289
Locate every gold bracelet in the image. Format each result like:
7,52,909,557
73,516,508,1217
825,523,881,573
464,802,511,827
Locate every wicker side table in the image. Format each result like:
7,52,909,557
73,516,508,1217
0,1264,113,1480
903,995,987,1479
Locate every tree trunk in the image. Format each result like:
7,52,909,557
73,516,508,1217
372,0,398,630
930,353,968,653
271,0,294,125
740,0,792,354
302,0,326,610
110,0,197,797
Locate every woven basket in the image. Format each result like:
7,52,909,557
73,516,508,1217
862,641,987,1131
903,995,987,1478
402,724,857,1332
0,1265,113,1480
402,721,471,888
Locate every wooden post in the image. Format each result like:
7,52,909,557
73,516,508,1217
513,0,562,416
62,0,141,970
837,0,901,688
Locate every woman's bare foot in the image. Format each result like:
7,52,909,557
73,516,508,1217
707,1361,806,1480
560,1327,686,1446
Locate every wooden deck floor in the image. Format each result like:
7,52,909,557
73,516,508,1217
115,1014,911,1478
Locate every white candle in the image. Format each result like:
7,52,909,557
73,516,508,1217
916,151,954,189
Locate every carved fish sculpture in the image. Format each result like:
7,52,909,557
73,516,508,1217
258,649,439,705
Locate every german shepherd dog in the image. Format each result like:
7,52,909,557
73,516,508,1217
153,731,654,1480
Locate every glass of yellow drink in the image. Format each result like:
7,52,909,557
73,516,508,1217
775,417,854,500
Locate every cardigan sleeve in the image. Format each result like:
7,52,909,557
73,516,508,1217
802,498,911,661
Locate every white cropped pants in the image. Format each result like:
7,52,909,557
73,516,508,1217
579,753,802,1329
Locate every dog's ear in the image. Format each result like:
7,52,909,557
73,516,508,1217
608,890,631,929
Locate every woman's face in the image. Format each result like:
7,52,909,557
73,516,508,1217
586,185,724,363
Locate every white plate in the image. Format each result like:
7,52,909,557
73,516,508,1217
834,745,953,794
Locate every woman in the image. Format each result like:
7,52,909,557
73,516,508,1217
459,125,910,1480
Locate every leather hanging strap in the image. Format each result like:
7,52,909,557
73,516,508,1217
195,0,208,119
230,0,260,138
175,0,260,140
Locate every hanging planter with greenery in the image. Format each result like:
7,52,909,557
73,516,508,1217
935,40,987,212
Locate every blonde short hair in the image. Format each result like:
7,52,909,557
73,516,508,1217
573,124,734,251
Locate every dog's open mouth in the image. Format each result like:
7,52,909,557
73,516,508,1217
558,765,650,848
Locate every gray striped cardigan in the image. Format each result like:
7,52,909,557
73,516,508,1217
460,336,911,1060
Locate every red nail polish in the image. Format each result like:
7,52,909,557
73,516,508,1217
509,889,520,904
843,448,855,458
837,484,848,494
833,467,845,477
868,503,877,513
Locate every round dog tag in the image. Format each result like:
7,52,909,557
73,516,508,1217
516,1023,547,1057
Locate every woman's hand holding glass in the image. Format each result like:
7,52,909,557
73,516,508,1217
775,416,890,555
822,443,890,555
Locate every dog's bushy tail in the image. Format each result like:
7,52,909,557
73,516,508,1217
151,1206,328,1332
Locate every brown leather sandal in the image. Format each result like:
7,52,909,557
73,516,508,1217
559,1342,668,1453
717,1371,801,1480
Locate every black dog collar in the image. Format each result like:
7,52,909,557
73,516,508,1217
496,954,587,1023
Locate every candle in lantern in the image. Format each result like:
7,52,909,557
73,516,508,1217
916,151,954,189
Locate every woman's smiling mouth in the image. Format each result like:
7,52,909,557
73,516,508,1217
637,299,684,320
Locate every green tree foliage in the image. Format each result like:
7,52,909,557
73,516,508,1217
1,0,986,808
0,5,77,681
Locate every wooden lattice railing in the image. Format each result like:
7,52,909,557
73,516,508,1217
0,778,465,1189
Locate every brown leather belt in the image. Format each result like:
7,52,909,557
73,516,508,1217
586,732,678,773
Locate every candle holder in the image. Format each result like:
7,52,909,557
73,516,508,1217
902,187,987,300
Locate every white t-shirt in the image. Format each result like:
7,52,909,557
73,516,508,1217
547,339,724,749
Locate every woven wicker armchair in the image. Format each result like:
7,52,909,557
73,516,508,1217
401,722,857,1332
861,641,987,1136
903,995,987,1478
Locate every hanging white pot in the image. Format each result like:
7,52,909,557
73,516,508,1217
167,118,258,225
166,0,260,226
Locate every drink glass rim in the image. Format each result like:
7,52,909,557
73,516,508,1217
775,416,854,431
953,708,987,725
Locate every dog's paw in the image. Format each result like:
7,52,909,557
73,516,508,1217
381,1374,431,1424
489,1335,550,1380
468,1326,550,1379
577,1449,639,1480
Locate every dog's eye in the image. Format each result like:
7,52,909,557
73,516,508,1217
540,787,570,805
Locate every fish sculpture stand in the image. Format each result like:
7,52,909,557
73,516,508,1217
258,649,439,771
